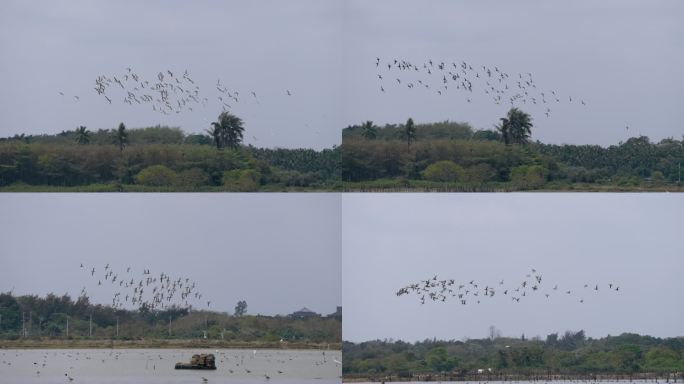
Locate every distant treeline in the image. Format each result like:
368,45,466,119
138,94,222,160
3,121,682,191
342,121,683,190
0,293,341,344
343,332,684,379
0,126,340,191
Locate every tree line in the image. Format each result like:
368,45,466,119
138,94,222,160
3,108,681,191
343,332,684,378
0,293,341,344
0,121,340,191
342,110,683,190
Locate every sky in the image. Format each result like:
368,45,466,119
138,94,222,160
0,193,341,316
1,1,682,149
342,193,684,342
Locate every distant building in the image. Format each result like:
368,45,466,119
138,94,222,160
289,307,319,319
327,306,342,319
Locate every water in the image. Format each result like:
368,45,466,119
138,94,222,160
0,348,341,383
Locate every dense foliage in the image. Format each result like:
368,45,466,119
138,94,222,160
343,333,684,378
0,293,340,343
0,126,341,191
342,121,683,190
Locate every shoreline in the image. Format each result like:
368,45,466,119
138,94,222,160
343,372,684,383
0,338,341,350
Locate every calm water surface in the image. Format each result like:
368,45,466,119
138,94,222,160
0,348,341,383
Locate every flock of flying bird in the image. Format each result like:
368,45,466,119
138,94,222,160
58,67,295,116
54,60,642,135
396,267,620,306
79,263,211,311
375,57,587,118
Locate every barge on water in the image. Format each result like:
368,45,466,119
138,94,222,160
174,354,217,370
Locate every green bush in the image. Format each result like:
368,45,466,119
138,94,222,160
175,167,209,188
466,163,498,182
223,169,261,191
422,160,465,182
134,165,177,187
510,165,547,189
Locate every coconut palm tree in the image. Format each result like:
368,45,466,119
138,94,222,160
497,108,533,145
404,117,416,151
115,122,128,152
206,124,223,150
222,113,245,149
209,112,245,150
361,121,377,140
74,126,90,145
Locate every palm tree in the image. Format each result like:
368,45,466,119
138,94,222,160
115,122,128,152
209,112,245,150
74,126,90,145
223,113,245,149
206,124,223,150
404,117,416,151
361,121,377,140
496,108,533,145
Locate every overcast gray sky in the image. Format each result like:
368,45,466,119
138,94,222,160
342,0,684,146
0,194,341,316
1,1,682,148
0,0,345,149
342,194,684,342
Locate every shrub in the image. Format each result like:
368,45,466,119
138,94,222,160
510,165,547,189
223,169,261,191
175,167,209,188
134,165,177,187
421,160,465,182
465,163,498,182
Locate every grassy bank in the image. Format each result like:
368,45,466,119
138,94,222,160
342,179,684,192
343,371,684,383
0,182,342,192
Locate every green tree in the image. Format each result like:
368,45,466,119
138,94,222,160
473,129,501,141
74,126,90,145
234,300,247,317
510,165,547,189
175,168,209,188
0,293,21,332
466,163,498,182
614,344,642,372
497,108,533,145
644,346,681,370
115,123,128,152
422,160,465,182
426,347,457,372
134,165,177,187
361,121,377,140
223,169,261,192
210,112,245,150
404,118,416,151
206,125,223,150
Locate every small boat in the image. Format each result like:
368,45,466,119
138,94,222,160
175,354,216,370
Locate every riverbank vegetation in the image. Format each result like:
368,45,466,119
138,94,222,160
0,293,341,347
343,332,684,380
0,123,340,191
342,113,684,191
